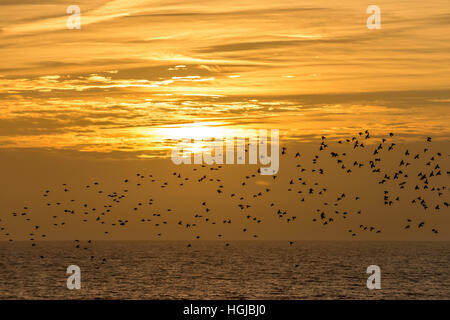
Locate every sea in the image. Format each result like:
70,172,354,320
0,241,448,299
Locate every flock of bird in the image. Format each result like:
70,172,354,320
0,130,448,263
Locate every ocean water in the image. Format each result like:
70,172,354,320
0,241,448,300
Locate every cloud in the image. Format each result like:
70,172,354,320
0,0,449,156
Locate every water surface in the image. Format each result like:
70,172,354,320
0,241,448,299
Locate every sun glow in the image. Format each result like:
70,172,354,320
151,122,257,141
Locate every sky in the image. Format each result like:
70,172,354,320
0,0,449,241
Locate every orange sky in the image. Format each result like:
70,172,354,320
0,0,449,241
